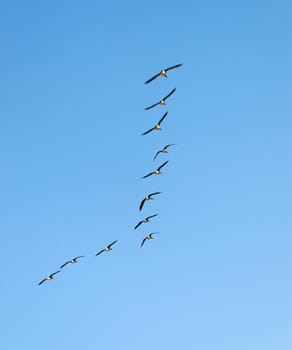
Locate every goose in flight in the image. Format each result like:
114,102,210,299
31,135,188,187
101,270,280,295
141,232,159,247
95,240,118,256
142,160,169,179
141,112,168,136
139,192,161,211
153,144,175,160
134,214,158,230
60,256,84,269
145,88,176,111
38,271,60,286
144,64,183,84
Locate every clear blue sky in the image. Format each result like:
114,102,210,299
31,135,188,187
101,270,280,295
0,1,290,349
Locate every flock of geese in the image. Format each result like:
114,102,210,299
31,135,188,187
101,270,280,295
38,63,182,286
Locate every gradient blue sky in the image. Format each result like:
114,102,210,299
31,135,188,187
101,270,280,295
0,1,291,349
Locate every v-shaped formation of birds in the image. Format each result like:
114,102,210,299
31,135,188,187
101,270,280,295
38,63,182,286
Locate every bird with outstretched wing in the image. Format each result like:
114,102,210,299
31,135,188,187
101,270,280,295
95,240,118,256
142,160,169,179
38,271,60,286
144,64,183,84
141,112,168,136
145,88,176,111
141,232,159,247
153,144,175,160
60,256,84,269
134,214,158,230
139,192,161,211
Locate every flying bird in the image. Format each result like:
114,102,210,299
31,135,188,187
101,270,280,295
141,232,159,247
144,64,183,84
142,160,169,179
153,144,175,160
141,112,168,135
95,240,118,256
145,88,176,111
139,192,161,211
38,271,60,286
134,214,158,230
60,256,84,269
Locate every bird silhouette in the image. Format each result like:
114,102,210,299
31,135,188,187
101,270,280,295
141,112,168,135
145,88,176,110
38,271,60,286
144,64,183,84
142,161,169,179
134,214,158,230
95,240,118,256
153,144,175,160
60,256,84,269
139,192,161,211
141,232,159,247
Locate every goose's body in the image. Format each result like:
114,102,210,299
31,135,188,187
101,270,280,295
139,192,161,211
134,214,158,230
153,144,175,160
145,88,176,111
96,240,118,256
144,64,182,84
141,112,168,136
141,233,159,247
60,256,84,269
142,161,169,179
38,271,60,286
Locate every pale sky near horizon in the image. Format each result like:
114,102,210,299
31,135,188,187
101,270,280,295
0,1,290,349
